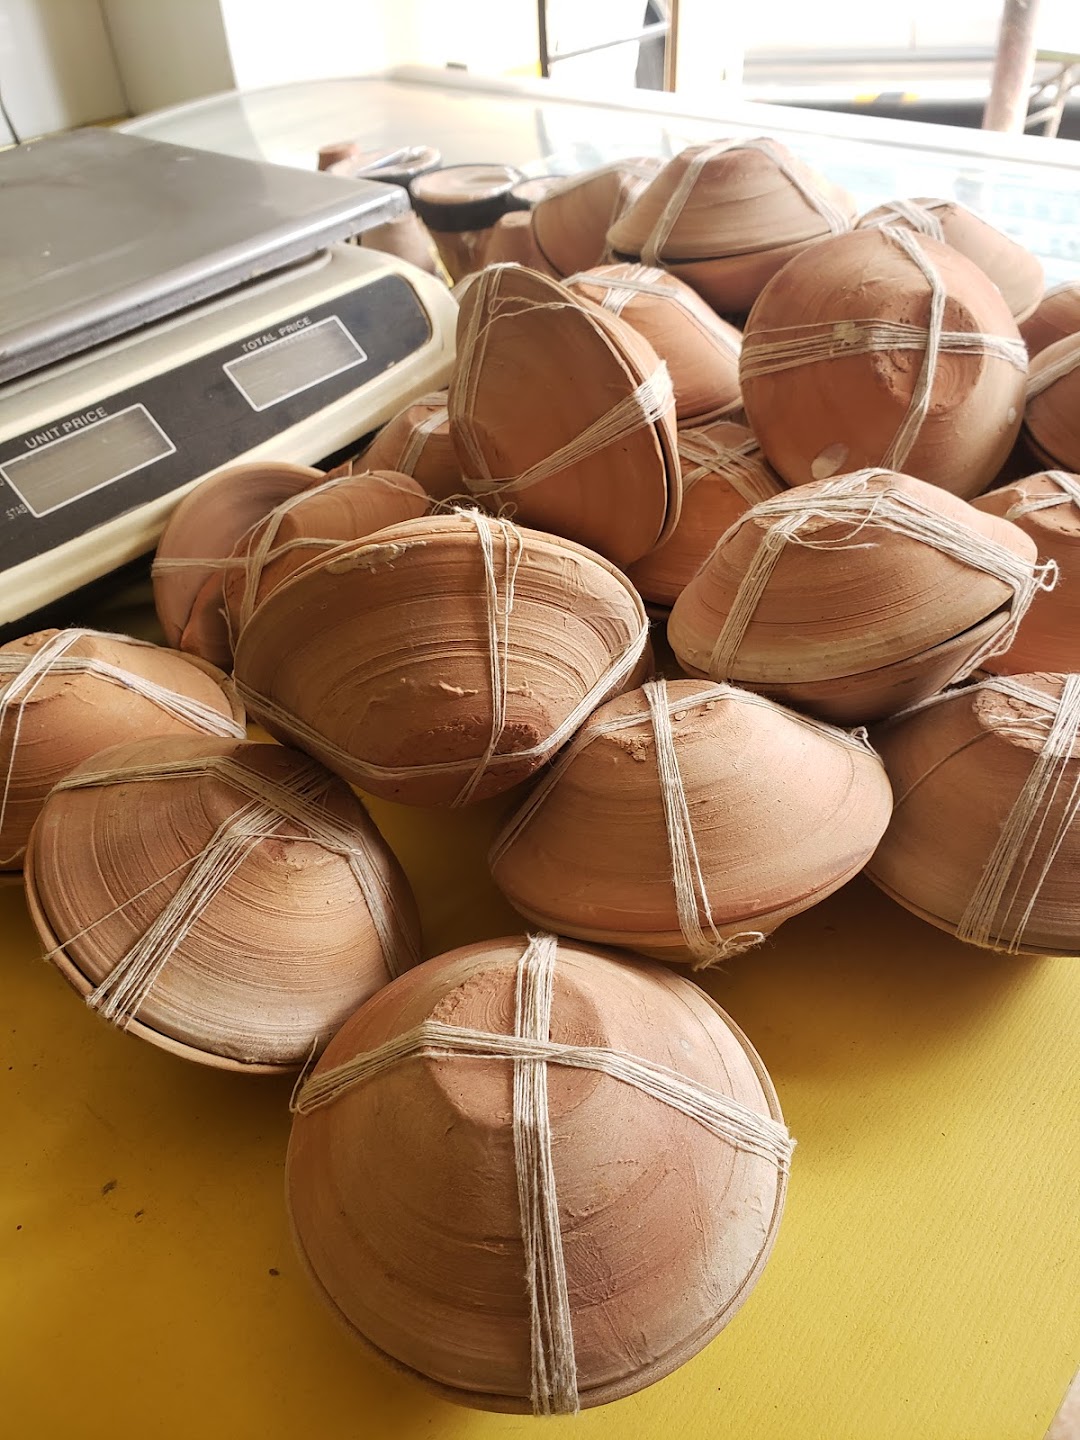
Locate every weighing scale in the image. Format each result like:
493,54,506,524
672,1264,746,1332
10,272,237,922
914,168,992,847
0,128,458,629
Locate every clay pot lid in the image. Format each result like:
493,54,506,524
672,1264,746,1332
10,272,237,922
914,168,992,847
668,471,1038,684
411,164,523,230
857,197,1044,322
153,460,322,669
449,264,679,567
973,471,1080,543
286,934,787,1410
607,138,856,263
25,733,420,1072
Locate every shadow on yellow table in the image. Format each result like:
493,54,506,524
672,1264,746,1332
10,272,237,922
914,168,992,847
2,777,1079,1440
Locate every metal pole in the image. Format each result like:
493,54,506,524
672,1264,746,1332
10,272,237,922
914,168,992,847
983,0,1042,132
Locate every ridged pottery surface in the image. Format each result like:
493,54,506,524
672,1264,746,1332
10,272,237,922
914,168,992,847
974,471,1080,673
350,393,460,500
448,265,680,567
564,262,742,424
857,198,1043,323
866,673,1080,954
222,470,428,642
607,137,856,313
530,158,664,277
0,629,243,871
482,212,557,272
152,461,322,669
232,512,649,807
491,680,892,961
1024,334,1080,472
627,421,782,608
24,735,421,1070
286,934,789,1410
667,471,1040,725
1021,281,1080,357
739,228,1027,498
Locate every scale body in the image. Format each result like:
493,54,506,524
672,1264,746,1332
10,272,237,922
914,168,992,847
0,129,458,629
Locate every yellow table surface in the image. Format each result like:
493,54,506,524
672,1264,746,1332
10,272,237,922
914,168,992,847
2,592,1080,1439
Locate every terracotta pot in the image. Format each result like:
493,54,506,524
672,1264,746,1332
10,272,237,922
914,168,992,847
667,470,1042,725
481,214,558,272
286,933,790,1411
973,471,1080,673
564,262,742,425
491,680,891,962
739,227,1028,498
233,512,650,807
449,264,680,568
24,734,421,1069
867,673,1080,954
221,470,429,642
857,198,1043,323
351,392,460,500
359,212,442,276
627,421,782,607
0,628,244,872
607,137,856,314
1021,281,1080,357
1023,333,1080,471
530,158,664,277
410,164,524,281
153,461,322,669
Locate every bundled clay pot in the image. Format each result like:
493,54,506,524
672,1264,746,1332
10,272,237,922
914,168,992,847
1023,334,1080,473
347,392,460,501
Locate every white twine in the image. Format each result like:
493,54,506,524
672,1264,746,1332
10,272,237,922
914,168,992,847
449,266,675,500
951,675,1080,952
741,226,1026,472
0,628,244,865
861,198,947,243
676,430,777,504
638,136,850,269
1027,340,1080,400
564,264,742,359
1005,470,1080,520
234,511,649,800
292,932,794,1413
644,680,765,967
491,682,874,953
46,752,419,1026
701,471,1057,679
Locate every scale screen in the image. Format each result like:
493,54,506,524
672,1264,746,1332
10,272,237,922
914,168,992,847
0,405,176,517
223,317,368,411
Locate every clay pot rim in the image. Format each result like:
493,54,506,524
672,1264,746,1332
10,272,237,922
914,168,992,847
285,955,787,1412
864,868,1079,957
611,224,834,264
23,812,297,1076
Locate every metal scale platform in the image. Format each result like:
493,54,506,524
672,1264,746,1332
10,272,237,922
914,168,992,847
0,128,457,628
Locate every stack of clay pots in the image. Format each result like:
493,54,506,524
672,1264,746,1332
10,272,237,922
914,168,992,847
13,129,1080,1420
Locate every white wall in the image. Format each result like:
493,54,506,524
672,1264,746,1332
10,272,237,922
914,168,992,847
101,0,233,114
217,0,390,89
0,0,125,143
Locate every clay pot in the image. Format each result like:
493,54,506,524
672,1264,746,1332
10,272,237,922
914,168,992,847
857,198,1043,323
1021,281,1080,357
153,461,322,669
973,471,1080,673
867,673,1080,954
607,137,856,314
410,163,524,281
627,421,782,608
491,680,892,962
481,213,557,272
350,392,460,501
530,158,664,277
667,470,1043,725
449,264,680,568
232,512,650,807
287,933,790,1410
222,470,429,642
564,263,742,425
1023,333,1080,471
359,212,442,276
739,227,1028,498
0,628,244,872
24,734,421,1070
